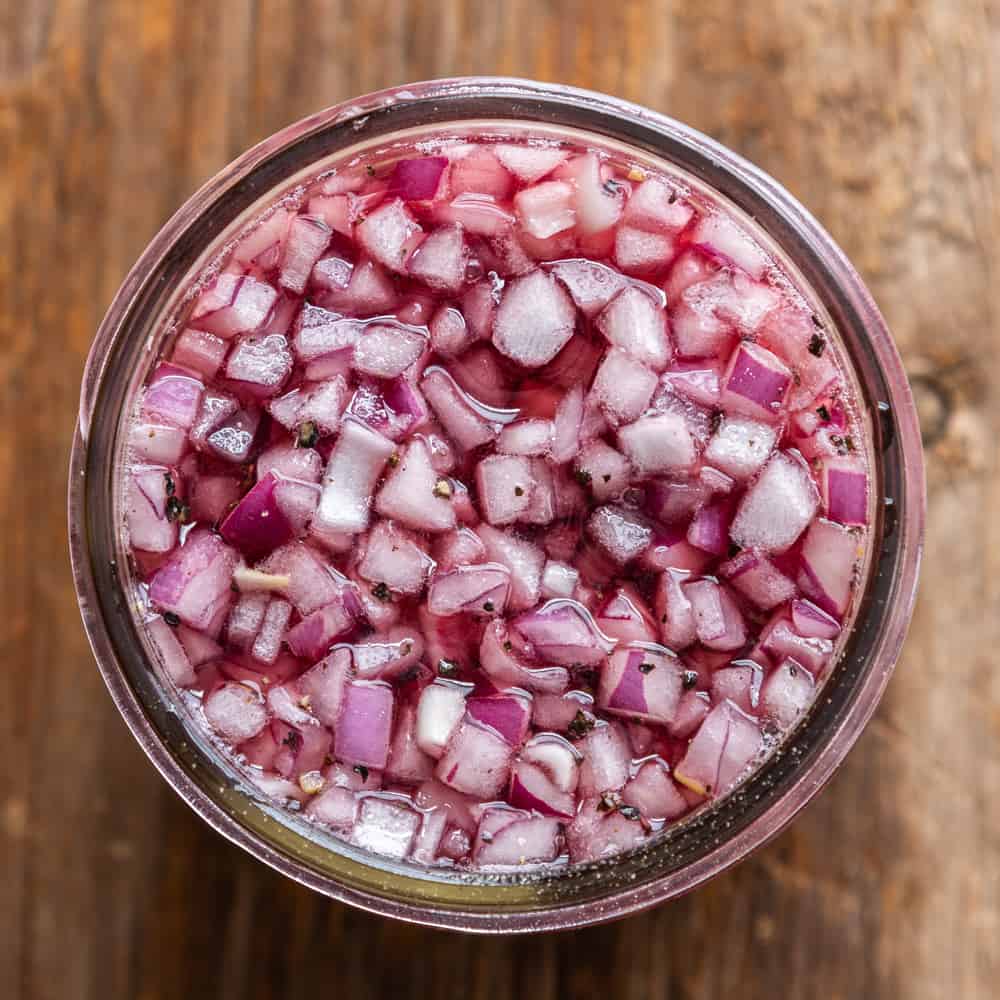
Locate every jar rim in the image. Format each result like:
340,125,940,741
69,77,924,933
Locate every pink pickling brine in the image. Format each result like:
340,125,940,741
125,132,870,871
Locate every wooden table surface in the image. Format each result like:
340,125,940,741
2,2,996,997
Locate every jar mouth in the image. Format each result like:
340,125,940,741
69,77,924,933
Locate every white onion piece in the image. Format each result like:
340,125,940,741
493,269,577,368
204,682,268,743
597,285,672,371
146,615,197,687
416,679,472,759
761,658,814,729
352,794,421,859
356,199,423,272
315,418,395,535
730,451,820,554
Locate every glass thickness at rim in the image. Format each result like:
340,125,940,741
68,78,925,933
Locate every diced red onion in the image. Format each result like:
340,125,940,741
622,758,688,821
618,411,698,476
466,691,532,746
587,505,653,565
473,807,562,867
434,192,515,236
668,689,711,739
279,214,332,294
427,563,511,618
351,627,424,681
126,465,177,554
493,143,567,183
219,472,294,560
598,645,683,725
285,597,358,661
334,681,394,768
655,567,698,650
719,549,797,610
250,598,292,665
686,498,735,556
598,284,672,371
226,592,268,651
388,156,449,200
436,721,514,799
305,785,358,830
683,578,747,651
760,617,833,676
416,679,471,759
565,796,648,863
298,648,352,727
149,528,237,634
721,341,792,421
790,598,841,640
674,699,761,797
191,274,278,339
479,619,570,695
357,520,435,597
314,418,395,535
594,585,659,644
146,615,197,687
374,437,456,534
589,347,658,427
142,363,204,430
512,599,616,667
385,701,436,784
421,366,502,451
710,662,764,714
691,213,769,279
660,359,724,408
623,177,693,232
257,541,342,615
353,321,428,379
704,415,777,480
797,517,859,618
820,455,868,526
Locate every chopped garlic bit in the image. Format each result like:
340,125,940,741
232,566,292,592
298,770,325,795
627,166,647,182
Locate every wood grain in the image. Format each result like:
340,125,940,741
1,2,996,998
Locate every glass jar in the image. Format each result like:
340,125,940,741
68,77,924,933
